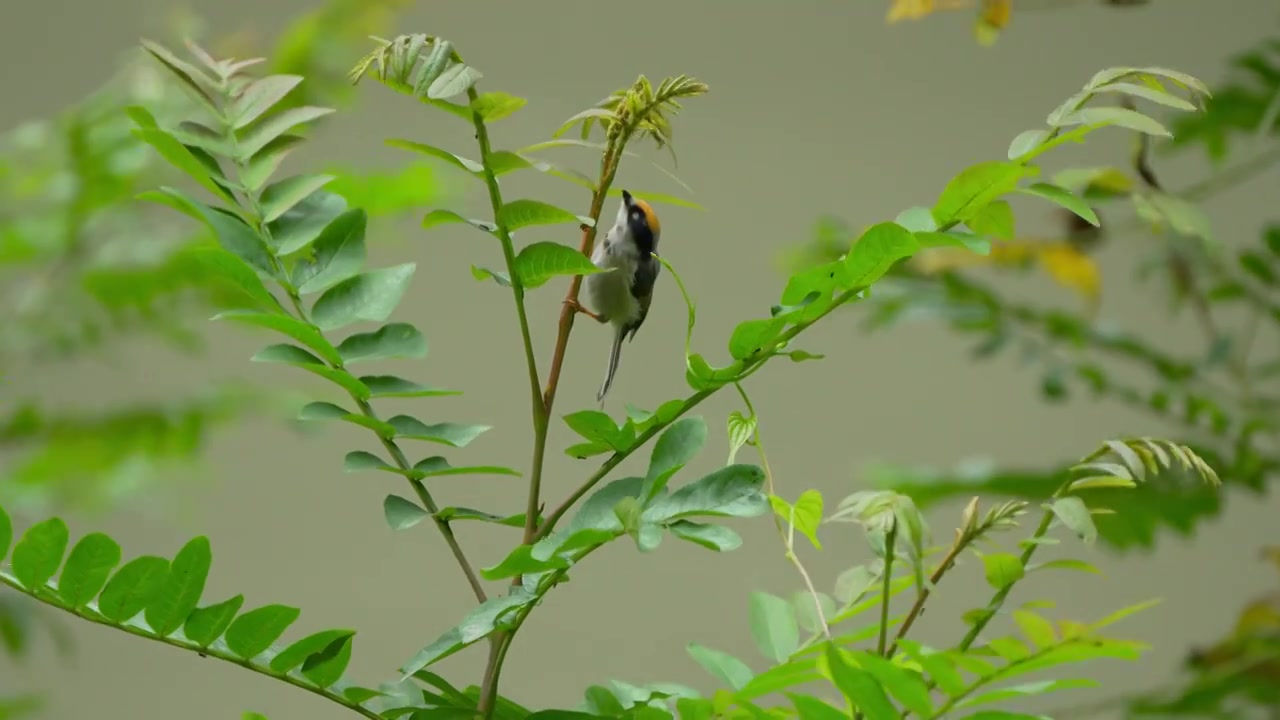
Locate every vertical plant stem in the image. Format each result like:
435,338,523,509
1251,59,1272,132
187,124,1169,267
476,130,627,718
877,525,898,656
464,87,547,543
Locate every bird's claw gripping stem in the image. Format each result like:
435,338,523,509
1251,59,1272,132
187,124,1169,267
564,298,606,323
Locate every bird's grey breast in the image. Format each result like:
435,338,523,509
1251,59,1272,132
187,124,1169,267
586,231,640,323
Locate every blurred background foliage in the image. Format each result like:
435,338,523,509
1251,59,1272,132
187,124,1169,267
0,1,456,714
777,2,1280,718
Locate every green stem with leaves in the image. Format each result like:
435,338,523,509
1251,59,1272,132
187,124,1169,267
957,504,1056,651
0,572,382,720
476,128,630,718
461,87,547,545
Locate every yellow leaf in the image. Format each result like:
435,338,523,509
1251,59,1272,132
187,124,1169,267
974,0,1011,45
981,0,1012,27
887,0,973,23
1038,242,1100,314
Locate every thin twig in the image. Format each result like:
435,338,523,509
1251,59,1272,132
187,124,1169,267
734,382,831,639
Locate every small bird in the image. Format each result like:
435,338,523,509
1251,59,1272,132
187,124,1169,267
566,190,662,404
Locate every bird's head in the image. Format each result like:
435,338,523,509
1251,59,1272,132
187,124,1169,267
619,189,660,250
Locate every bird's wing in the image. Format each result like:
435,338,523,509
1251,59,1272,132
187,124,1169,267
625,256,661,341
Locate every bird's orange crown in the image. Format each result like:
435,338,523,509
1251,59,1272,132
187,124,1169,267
625,190,661,235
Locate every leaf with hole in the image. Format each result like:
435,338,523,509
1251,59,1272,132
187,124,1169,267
97,556,169,623
57,533,121,609
11,518,68,592
145,536,212,637
292,208,367,294
384,495,429,531
512,242,607,289
388,416,490,448
184,595,245,647
225,604,301,659
311,264,417,331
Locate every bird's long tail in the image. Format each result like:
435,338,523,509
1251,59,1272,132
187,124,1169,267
597,325,626,404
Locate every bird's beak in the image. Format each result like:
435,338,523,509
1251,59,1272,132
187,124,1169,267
621,189,633,206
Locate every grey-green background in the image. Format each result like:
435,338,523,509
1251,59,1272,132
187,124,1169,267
3,0,1278,717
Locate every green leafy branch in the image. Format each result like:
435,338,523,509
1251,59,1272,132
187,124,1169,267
0,503,386,719
133,39,505,606
628,438,1219,720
